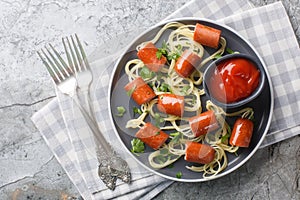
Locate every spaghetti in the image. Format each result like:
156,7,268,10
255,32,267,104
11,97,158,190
123,22,254,178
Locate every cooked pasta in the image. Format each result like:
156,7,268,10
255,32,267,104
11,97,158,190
123,21,254,179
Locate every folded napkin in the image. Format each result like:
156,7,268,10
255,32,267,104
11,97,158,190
31,0,300,199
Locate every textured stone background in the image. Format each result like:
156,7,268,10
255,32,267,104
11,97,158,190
0,0,299,199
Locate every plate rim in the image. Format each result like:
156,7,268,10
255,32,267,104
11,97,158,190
107,17,274,182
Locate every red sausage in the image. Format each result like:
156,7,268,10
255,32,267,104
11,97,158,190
135,122,169,150
229,118,254,147
184,141,215,164
157,93,184,117
188,110,219,137
193,23,221,49
124,77,156,105
174,50,202,78
137,42,167,72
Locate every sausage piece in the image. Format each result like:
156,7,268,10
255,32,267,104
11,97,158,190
135,122,169,150
193,23,221,49
157,93,184,117
124,77,156,105
174,50,202,78
184,141,215,164
137,42,167,72
188,110,219,137
229,118,254,147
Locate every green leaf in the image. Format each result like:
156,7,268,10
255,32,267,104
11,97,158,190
168,163,174,168
133,107,142,115
181,85,191,95
159,148,169,155
170,132,181,143
221,133,230,143
156,155,167,164
162,41,168,49
176,172,182,178
226,47,235,54
154,113,164,127
156,51,162,59
116,106,126,117
158,83,171,92
131,138,145,153
140,66,155,79
214,54,222,59
156,41,169,60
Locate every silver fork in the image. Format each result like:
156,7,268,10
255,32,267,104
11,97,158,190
37,35,131,190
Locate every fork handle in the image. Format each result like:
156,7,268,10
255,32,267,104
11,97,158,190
72,96,112,154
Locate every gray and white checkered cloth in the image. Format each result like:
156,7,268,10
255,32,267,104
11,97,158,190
31,0,300,199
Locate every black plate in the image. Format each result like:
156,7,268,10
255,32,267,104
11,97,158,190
108,18,273,182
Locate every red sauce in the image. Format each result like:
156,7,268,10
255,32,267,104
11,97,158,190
208,57,260,103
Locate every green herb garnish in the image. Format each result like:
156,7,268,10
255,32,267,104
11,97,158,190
156,155,167,164
140,66,155,79
131,138,145,153
221,133,230,143
154,113,164,127
159,148,169,155
170,132,181,143
156,41,169,59
167,52,181,61
133,107,142,116
116,106,126,117
167,44,182,61
168,164,174,168
181,85,190,95
213,54,222,59
226,47,235,54
176,172,182,178
156,51,163,59
158,83,171,92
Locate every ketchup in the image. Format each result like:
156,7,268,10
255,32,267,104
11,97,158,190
208,57,260,103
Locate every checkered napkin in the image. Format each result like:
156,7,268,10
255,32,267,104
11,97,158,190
31,0,300,199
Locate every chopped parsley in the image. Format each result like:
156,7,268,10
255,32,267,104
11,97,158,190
226,47,235,54
167,164,174,168
156,41,168,59
159,148,169,155
221,133,230,143
221,125,232,143
181,85,191,95
131,138,145,153
140,66,155,79
156,155,167,164
158,83,171,92
133,107,142,116
176,172,182,178
167,52,181,61
170,132,181,143
213,54,222,59
154,113,164,127
167,44,182,61
116,106,126,117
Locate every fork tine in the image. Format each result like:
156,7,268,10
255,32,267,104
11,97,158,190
44,45,68,80
48,44,73,77
38,49,63,83
66,36,79,73
37,51,60,83
62,37,75,73
75,34,90,70
71,35,84,72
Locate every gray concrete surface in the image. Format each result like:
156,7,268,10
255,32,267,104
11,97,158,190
0,0,299,199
